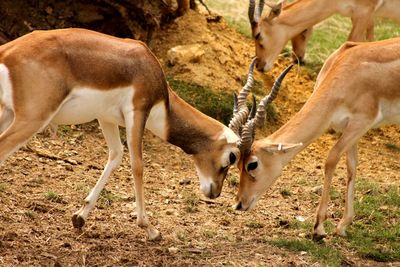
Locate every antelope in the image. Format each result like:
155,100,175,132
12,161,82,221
248,0,400,72
235,38,400,239
0,28,290,240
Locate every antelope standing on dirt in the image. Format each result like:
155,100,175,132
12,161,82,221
248,0,400,71
0,28,268,240
235,38,400,239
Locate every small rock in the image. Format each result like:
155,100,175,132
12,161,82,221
311,185,323,195
126,202,136,210
179,178,191,185
65,165,73,171
167,44,205,65
165,209,176,215
168,247,179,254
295,215,305,222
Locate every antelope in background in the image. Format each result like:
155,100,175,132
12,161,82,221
249,0,400,71
235,38,400,239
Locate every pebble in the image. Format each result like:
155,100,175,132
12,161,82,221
168,247,179,254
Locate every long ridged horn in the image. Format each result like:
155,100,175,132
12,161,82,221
238,64,293,153
237,120,255,154
237,57,257,111
228,57,257,135
253,64,293,127
248,0,256,26
255,0,265,23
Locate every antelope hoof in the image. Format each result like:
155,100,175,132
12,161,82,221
312,232,326,242
72,214,85,229
335,227,347,237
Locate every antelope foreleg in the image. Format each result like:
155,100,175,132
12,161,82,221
72,120,123,229
125,109,161,241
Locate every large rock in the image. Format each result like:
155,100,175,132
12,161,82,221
167,44,205,65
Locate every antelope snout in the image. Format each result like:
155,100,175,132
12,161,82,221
200,182,221,199
256,59,272,73
235,201,243,210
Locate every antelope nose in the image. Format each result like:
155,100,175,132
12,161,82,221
235,202,243,210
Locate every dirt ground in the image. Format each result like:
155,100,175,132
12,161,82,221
0,11,399,267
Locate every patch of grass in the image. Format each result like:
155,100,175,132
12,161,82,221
203,229,218,239
286,218,314,231
269,238,344,266
183,191,199,213
168,77,277,124
303,15,400,73
224,16,251,38
302,15,351,73
176,230,187,242
329,186,342,201
44,191,63,203
99,189,118,207
226,174,239,187
168,77,234,125
347,180,400,261
385,143,400,152
280,188,292,198
245,220,264,229
57,125,73,137
205,0,251,37
23,210,37,220
0,183,6,193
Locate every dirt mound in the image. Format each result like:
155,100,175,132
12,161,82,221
150,10,316,134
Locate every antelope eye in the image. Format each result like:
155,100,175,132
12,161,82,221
247,161,258,172
229,152,236,165
255,32,261,40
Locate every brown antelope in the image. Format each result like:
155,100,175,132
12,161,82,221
0,28,290,240
248,0,400,71
235,38,400,239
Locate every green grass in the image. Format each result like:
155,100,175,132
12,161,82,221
0,183,6,193
57,125,73,137
226,174,239,187
23,210,37,220
44,191,63,203
245,220,264,229
168,77,234,125
168,77,276,125
269,239,345,266
183,191,199,213
205,0,250,38
348,180,400,261
99,189,118,207
385,143,400,152
268,180,400,265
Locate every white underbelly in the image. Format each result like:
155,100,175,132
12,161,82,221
51,87,169,140
372,99,400,128
51,86,133,126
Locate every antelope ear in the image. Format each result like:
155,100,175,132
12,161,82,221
266,2,283,21
261,142,303,154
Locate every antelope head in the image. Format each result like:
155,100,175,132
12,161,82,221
232,63,294,211
191,58,259,199
249,0,287,72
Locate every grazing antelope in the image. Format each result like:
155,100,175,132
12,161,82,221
248,0,400,72
0,28,250,240
235,38,400,239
